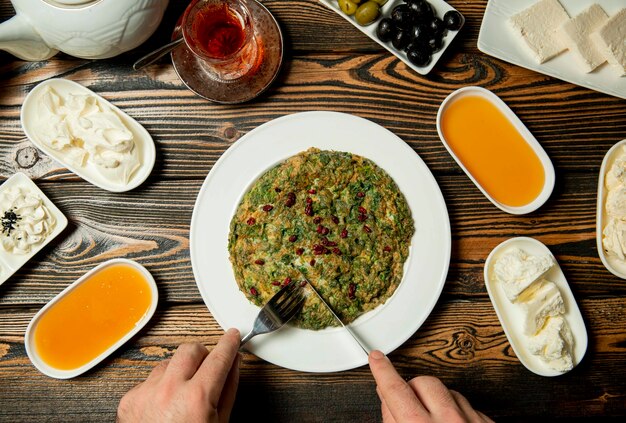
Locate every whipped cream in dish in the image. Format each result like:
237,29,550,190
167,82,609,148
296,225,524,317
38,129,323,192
21,78,156,193
484,237,587,376
36,86,140,186
1,186,56,255
0,173,68,287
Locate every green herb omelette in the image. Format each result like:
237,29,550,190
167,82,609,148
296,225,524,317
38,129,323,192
228,148,414,330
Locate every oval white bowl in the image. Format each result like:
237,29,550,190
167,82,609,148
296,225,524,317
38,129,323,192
484,237,587,377
25,258,158,379
596,139,626,279
0,172,68,287
436,86,555,215
20,78,156,192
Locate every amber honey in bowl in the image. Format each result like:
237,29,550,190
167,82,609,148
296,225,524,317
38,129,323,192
29,260,156,374
438,89,550,211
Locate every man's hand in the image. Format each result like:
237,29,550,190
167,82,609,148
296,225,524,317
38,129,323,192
368,350,493,423
117,328,241,423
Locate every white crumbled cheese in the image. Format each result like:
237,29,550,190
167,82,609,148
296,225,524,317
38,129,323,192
528,316,574,372
517,279,565,336
509,0,570,64
603,146,626,260
493,247,554,302
558,4,608,73
591,8,626,76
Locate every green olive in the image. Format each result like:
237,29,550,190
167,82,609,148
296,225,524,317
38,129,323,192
338,0,358,15
371,0,388,5
355,2,381,26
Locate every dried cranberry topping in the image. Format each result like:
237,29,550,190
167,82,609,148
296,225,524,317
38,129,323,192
289,235,297,242
254,259,265,265
262,204,274,212
340,229,348,238
246,217,256,225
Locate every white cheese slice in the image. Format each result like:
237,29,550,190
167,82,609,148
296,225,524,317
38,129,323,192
517,279,565,336
493,247,554,302
591,8,626,76
558,4,608,73
528,316,574,373
509,0,570,64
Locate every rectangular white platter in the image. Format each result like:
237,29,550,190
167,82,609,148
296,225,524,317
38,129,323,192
478,0,626,100
319,0,464,75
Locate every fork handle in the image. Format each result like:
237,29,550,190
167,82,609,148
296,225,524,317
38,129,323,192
240,330,255,347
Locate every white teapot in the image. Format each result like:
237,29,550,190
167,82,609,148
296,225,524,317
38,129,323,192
0,0,169,61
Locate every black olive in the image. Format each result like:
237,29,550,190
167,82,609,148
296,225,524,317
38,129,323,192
409,23,430,44
406,46,431,67
391,4,414,28
429,17,445,35
427,35,443,53
444,10,463,31
392,29,410,51
405,0,433,22
376,18,396,42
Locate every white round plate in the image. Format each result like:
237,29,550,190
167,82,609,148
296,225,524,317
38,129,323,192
190,111,451,372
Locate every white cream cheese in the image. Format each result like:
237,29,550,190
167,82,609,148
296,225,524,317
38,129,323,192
603,146,626,260
1,186,56,255
591,8,626,76
35,86,140,186
517,279,565,336
528,316,574,372
493,247,554,302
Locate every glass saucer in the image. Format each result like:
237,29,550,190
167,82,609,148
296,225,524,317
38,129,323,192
171,0,283,104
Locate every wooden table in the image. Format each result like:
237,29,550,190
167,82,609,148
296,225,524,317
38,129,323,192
1,1,625,421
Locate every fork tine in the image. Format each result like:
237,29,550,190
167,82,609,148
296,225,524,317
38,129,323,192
276,289,302,314
280,295,306,323
271,281,299,308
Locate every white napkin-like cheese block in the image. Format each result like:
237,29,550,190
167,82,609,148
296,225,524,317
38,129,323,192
591,8,626,76
558,4,609,73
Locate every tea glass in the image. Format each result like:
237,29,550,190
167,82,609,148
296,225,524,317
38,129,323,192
182,0,260,82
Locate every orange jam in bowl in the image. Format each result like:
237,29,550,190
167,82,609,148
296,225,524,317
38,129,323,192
26,259,157,378
437,87,554,214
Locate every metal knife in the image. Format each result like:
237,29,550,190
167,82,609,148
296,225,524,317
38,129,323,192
303,278,371,355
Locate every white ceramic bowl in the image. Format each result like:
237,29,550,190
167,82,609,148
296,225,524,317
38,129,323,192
0,172,68,287
25,258,158,379
20,78,156,192
319,0,464,75
596,139,626,279
484,237,587,377
436,86,555,215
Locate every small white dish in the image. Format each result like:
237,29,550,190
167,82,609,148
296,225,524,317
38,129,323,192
25,258,158,379
436,86,555,215
0,172,68,287
20,78,156,192
319,0,464,75
596,139,626,279
484,237,588,377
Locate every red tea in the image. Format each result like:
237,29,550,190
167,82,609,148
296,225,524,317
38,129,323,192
191,4,246,59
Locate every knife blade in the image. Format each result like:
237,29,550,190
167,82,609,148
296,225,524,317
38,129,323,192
303,278,371,355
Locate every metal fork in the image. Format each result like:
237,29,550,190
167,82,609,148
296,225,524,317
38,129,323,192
240,281,306,346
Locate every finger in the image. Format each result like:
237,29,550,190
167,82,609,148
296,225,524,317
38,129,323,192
380,396,398,423
476,410,495,423
408,376,462,417
450,390,483,422
145,359,170,383
217,353,241,423
368,350,429,421
164,343,209,381
193,328,241,407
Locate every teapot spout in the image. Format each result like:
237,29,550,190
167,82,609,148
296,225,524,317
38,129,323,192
0,14,57,61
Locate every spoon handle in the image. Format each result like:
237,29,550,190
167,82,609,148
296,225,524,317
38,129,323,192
133,37,184,71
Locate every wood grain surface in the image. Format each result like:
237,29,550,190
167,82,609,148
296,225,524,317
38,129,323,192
1,0,626,421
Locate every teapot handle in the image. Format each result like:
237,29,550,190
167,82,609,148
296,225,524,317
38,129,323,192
0,14,58,61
